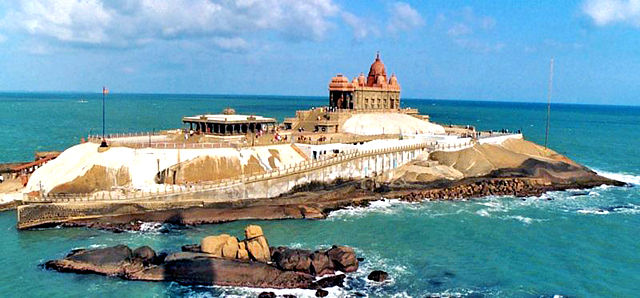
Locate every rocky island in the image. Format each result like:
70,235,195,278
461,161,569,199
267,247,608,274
45,225,366,295
5,53,625,231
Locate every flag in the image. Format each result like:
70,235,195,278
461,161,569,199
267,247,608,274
102,86,109,95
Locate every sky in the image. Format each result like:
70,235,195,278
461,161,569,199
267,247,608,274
0,0,639,106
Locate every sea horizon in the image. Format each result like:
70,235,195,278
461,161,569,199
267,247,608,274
1,91,638,108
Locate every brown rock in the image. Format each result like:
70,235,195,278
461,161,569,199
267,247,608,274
258,292,276,298
181,244,201,253
326,246,358,273
246,236,271,262
245,225,264,239
237,241,249,260
164,252,214,262
300,205,325,219
310,252,334,276
129,254,316,288
45,244,140,276
367,270,388,282
133,246,156,265
313,274,345,288
222,236,239,259
315,289,328,297
271,247,312,273
201,234,239,259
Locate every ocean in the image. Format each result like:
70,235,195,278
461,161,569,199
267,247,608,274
0,93,638,297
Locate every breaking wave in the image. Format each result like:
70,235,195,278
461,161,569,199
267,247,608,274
595,169,640,186
326,198,412,220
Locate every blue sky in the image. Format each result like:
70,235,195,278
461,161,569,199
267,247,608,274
0,0,639,106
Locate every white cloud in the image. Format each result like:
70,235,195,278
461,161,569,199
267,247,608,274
387,2,425,33
0,34,6,43
342,12,379,41
0,0,340,50
3,0,112,44
582,0,640,26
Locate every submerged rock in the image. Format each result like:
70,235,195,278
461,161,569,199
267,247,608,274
315,289,329,297
367,270,388,282
313,274,345,288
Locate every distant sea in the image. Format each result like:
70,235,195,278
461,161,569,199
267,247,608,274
0,92,638,297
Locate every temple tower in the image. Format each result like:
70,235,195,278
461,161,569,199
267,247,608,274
328,53,401,110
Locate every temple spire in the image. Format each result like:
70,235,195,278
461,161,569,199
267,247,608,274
376,51,380,60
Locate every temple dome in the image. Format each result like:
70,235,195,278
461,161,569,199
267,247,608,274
330,74,349,83
367,52,387,86
358,73,366,85
389,74,398,85
222,107,236,115
328,74,355,91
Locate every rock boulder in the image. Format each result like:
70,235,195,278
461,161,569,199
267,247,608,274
310,251,334,276
201,234,239,259
327,246,358,273
133,246,156,265
245,225,270,262
271,247,312,273
245,225,264,239
237,241,249,260
367,270,388,282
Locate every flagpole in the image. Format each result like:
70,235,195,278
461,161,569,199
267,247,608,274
102,87,105,139
544,58,554,150
100,86,108,147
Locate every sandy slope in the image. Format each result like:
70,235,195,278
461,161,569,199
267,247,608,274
389,138,578,182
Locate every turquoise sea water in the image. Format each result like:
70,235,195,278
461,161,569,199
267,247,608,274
0,93,638,297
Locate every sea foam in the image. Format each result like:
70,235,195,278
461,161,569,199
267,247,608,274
595,169,640,186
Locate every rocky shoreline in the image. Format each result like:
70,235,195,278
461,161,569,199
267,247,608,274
55,171,626,232
388,175,625,202
45,225,373,294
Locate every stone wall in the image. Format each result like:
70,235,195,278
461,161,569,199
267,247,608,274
353,89,400,110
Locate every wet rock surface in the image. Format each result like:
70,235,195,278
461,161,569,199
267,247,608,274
315,289,329,297
367,270,388,282
270,245,359,277
45,225,359,290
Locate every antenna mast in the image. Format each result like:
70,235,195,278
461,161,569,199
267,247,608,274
544,58,554,150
